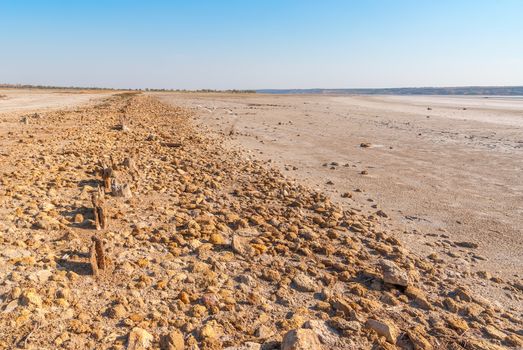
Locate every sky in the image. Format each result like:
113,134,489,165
1,0,522,90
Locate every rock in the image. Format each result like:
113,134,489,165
108,304,127,319
200,322,219,339
2,300,18,313
29,269,53,283
454,241,478,249
160,329,184,350
2,248,31,259
505,334,523,347
74,213,84,224
446,316,469,332
20,290,42,308
238,274,257,287
127,327,153,350
34,213,61,230
303,320,341,347
255,325,274,339
281,328,323,350
365,319,399,344
380,259,409,287
407,328,432,349
292,273,317,292
224,343,261,350
328,317,361,333
404,286,432,310
477,271,491,280
210,233,226,245
331,298,353,317
232,234,255,257
482,325,505,340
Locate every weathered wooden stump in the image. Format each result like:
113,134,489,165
90,236,107,276
91,188,107,230
101,166,113,192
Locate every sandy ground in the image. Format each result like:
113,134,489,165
0,89,113,113
156,93,523,305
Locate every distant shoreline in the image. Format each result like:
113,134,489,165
2,84,523,96
256,86,523,96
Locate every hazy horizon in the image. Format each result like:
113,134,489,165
1,1,522,90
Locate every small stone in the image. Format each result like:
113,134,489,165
281,328,323,350
380,259,409,287
210,233,226,245
292,273,317,293
160,329,184,350
20,290,42,308
303,320,341,347
3,300,18,313
477,271,491,280
365,319,399,344
224,343,261,350
29,269,53,283
200,321,220,339
179,291,190,304
232,234,255,257
404,286,432,310
74,213,84,224
255,325,274,339
454,241,478,249
2,248,31,259
108,304,127,319
505,334,523,347
482,325,505,340
127,327,153,350
331,298,353,317
407,328,432,349
446,316,469,332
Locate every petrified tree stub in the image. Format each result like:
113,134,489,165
102,166,113,192
89,240,99,276
90,236,107,275
92,189,107,230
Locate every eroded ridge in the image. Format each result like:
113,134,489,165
0,93,521,349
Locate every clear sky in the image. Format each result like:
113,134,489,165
1,0,522,90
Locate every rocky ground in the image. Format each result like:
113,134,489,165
0,93,521,349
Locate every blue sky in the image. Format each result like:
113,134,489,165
1,1,522,89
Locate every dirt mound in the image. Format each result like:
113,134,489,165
0,94,521,349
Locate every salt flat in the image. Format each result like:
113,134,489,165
0,89,113,113
157,93,523,292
